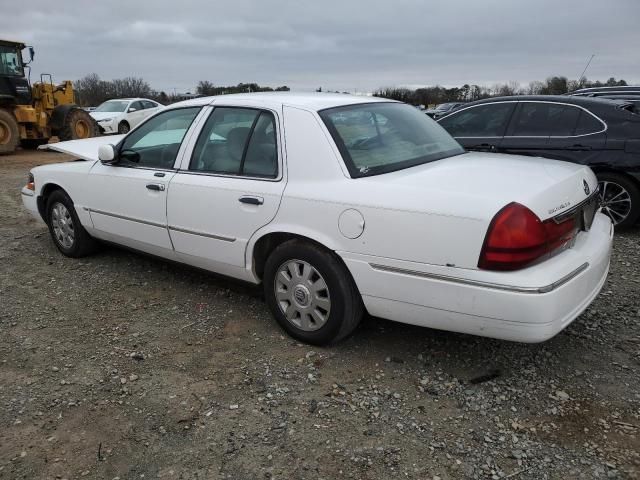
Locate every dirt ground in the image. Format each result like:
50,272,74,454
1,149,639,480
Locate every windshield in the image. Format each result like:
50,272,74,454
94,100,129,112
0,45,23,76
436,103,456,111
320,102,464,178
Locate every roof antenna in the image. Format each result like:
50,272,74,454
578,54,595,86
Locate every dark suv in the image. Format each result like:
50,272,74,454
437,95,640,227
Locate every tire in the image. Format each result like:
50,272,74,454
117,121,130,134
58,108,98,141
0,108,20,155
597,172,640,228
46,190,98,257
20,138,49,150
263,240,364,345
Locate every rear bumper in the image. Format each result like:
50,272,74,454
341,212,613,342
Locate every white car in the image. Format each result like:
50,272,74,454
22,93,612,345
90,98,162,134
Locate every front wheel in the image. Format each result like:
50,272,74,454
0,108,19,155
118,121,130,134
46,190,98,257
58,108,99,141
597,173,640,228
263,240,364,345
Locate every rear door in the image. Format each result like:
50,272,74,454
502,102,606,163
167,105,285,275
437,102,516,151
500,101,558,155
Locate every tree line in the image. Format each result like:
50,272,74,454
73,72,629,107
73,73,291,107
374,76,629,106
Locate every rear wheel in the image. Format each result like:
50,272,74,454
0,108,19,155
58,108,98,141
263,240,363,345
597,173,640,227
46,190,98,257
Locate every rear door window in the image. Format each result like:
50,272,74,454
190,107,278,178
508,103,581,137
574,111,604,135
438,103,515,137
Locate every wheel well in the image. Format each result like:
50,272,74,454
252,232,335,280
591,167,640,190
119,120,130,127
37,183,67,220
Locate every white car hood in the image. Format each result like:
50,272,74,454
39,135,125,161
90,112,121,121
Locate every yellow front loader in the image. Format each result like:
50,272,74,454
0,39,98,154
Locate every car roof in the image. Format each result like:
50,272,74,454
169,92,397,111
461,95,622,108
571,86,640,94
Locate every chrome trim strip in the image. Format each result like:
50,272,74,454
88,208,166,229
552,189,600,223
368,262,590,294
168,225,236,243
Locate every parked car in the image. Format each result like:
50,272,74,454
22,93,611,345
90,98,162,134
437,95,640,227
425,102,466,119
570,86,640,113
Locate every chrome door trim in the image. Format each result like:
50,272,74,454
368,262,589,294
168,225,236,243
88,208,166,229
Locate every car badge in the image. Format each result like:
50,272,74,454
583,179,590,196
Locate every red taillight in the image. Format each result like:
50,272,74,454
478,202,577,271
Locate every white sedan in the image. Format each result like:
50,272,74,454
90,98,162,134
22,93,612,345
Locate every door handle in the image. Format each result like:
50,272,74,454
568,144,592,151
476,143,496,152
146,183,165,191
239,196,264,205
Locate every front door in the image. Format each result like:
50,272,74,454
167,106,285,276
87,106,202,253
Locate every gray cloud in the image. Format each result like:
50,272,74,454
2,0,638,93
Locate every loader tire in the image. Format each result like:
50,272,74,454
0,109,19,155
58,108,98,141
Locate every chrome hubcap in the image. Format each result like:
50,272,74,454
274,259,331,331
51,202,75,249
599,180,632,225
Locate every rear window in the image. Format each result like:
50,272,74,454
319,103,464,178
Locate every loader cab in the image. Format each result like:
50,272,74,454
0,40,32,105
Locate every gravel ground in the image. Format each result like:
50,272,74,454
1,149,639,480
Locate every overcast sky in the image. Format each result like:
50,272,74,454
2,0,639,93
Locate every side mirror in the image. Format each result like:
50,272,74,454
128,107,137,113
98,144,116,164
28,46,34,63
